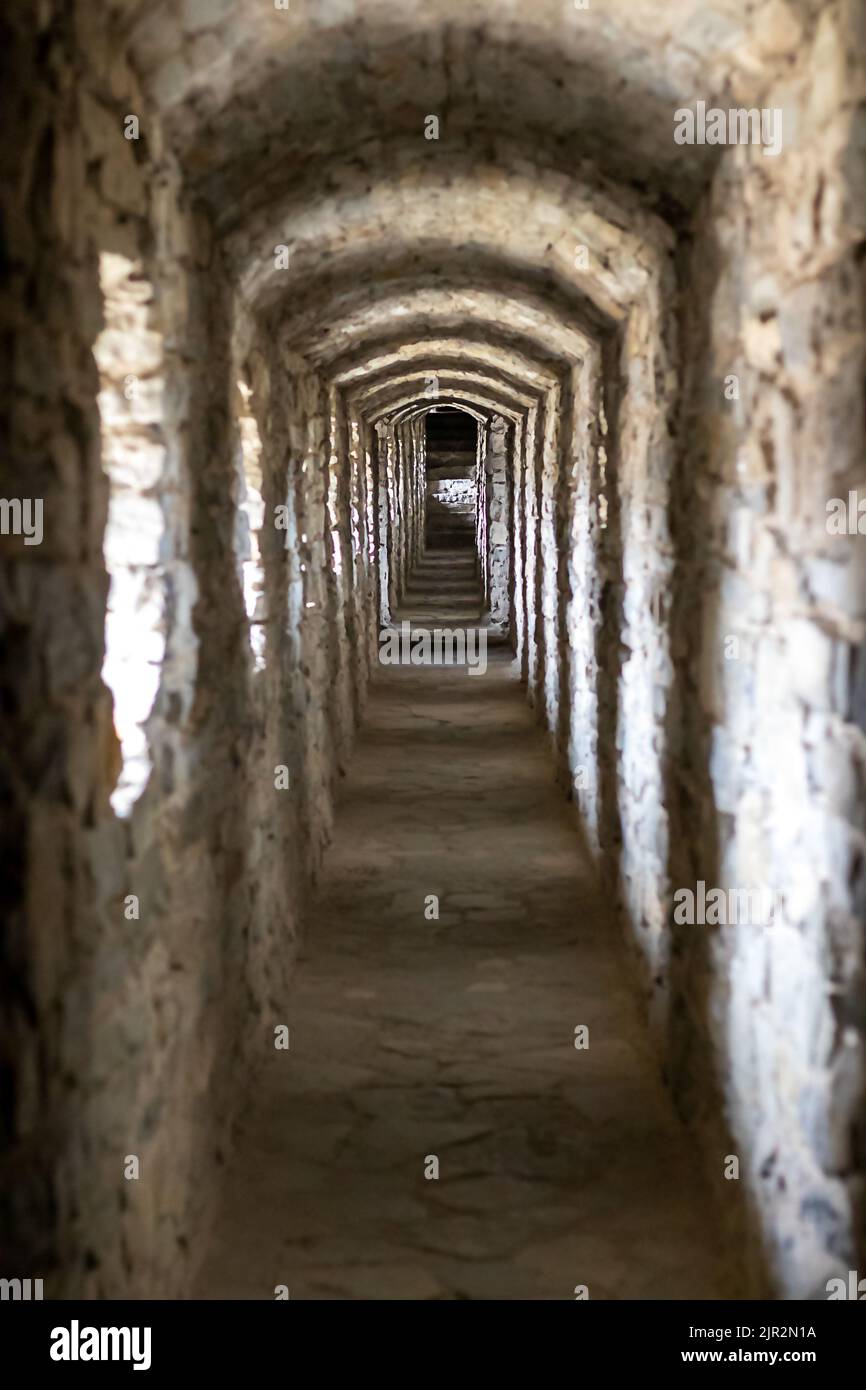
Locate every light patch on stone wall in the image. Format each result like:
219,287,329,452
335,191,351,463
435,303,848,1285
93,252,167,818
235,378,266,671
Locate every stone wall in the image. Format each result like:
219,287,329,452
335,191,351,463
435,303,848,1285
0,1,245,1295
0,1,400,1299
490,5,866,1292
369,416,426,625
482,416,511,630
3,0,865,1305
667,0,866,1296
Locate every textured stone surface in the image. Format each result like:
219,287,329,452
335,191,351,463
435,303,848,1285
193,559,730,1301
665,5,866,1298
1,0,864,1304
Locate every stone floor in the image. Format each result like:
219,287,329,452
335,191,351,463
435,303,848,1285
193,546,730,1300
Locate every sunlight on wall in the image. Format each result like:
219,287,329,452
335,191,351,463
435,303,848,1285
327,436,344,580
93,251,166,818
235,379,266,671
598,396,609,530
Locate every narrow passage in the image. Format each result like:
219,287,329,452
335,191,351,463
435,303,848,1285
194,550,729,1300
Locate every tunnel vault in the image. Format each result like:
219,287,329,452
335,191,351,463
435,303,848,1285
1,0,865,1303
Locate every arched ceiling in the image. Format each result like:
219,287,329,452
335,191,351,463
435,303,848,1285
282,287,592,369
393,401,492,426
120,0,800,215
231,160,667,319
348,354,546,402
225,160,660,394
112,0,810,444
377,388,527,427
331,337,566,392
351,370,541,425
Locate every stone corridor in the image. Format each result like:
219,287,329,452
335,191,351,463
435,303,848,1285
194,551,728,1300
2,1,866,1305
